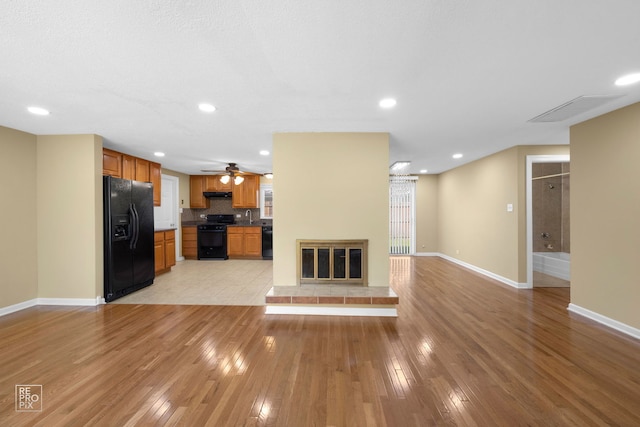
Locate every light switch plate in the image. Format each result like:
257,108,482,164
507,203,514,212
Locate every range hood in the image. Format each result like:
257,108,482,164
203,191,232,198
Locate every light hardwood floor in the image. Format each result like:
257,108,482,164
1,256,639,426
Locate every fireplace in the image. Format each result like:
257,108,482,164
296,239,368,286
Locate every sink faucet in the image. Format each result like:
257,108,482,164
245,209,252,224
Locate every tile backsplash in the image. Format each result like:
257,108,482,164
181,199,270,225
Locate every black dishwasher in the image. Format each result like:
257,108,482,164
262,225,273,260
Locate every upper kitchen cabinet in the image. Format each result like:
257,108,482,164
217,176,233,192
135,158,150,182
150,161,161,206
232,175,259,208
190,175,209,208
121,154,135,180
102,148,162,206
102,148,122,177
204,175,232,192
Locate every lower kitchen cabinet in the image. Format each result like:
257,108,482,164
154,230,176,274
182,226,197,260
227,226,262,259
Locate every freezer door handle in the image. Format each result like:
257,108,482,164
129,204,140,249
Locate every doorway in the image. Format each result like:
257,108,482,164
526,155,570,288
154,174,181,261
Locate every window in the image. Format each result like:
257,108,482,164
260,184,273,219
389,176,416,254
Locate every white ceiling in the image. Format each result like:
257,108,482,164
2,1,640,175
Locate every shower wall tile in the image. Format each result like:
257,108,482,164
532,162,570,253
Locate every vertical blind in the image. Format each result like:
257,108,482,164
389,176,417,255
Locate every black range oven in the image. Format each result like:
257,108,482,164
197,214,235,260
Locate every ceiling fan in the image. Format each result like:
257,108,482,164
200,162,260,185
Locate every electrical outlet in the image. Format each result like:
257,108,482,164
200,214,206,218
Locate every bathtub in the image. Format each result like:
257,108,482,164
533,252,570,281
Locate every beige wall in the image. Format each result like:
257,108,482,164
0,126,39,308
437,145,570,283
415,175,439,252
570,102,640,329
273,133,390,287
36,134,103,299
438,147,521,280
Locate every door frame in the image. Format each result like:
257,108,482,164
525,154,570,288
160,174,182,261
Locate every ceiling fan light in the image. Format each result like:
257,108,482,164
234,175,244,185
264,173,273,179
220,175,230,184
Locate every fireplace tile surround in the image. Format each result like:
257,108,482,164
265,284,398,306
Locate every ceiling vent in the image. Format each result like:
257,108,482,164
528,95,624,123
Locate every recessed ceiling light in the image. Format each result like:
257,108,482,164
260,150,270,156
154,152,165,157
452,153,463,159
198,103,216,113
615,72,640,86
420,169,428,174
379,98,397,109
27,106,50,115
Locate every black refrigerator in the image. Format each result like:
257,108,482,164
103,176,155,302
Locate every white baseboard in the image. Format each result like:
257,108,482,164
36,298,100,306
0,299,38,317
437,253,529,289
568,303,640,340
414,252,440,257
265,306,398,317
0,297,100,318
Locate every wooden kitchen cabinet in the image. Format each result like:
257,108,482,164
154,230,176,275
227,226,262,259
121,154,136,180
102,148,162,206
204,175,233,192
216,175,233,191
227,227,245,257
154,232,165,272
182,226,198,259
189,175,209,208
135,158,150,182
102,148,122,177
150,161,161,206
232,175,259,208
244,226,262,256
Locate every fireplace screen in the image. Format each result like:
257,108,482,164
297,240,368,285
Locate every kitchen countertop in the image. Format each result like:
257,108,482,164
181,221,272,227
154,227,177,232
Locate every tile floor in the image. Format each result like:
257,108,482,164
113,259,274,305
